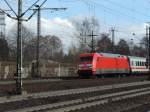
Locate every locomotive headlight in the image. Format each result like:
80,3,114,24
78,64,83,67
78,64,92,69
78,64,83,69
87,64,92,68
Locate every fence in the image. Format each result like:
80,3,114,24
39,63,78,78
0,62,16,79
0,62,78,79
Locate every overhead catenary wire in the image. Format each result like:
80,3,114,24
21,0,40,17
104,0,150,19
0,0,48,95
1,0,47,21
77,0,146,40
0,8,17,20
3,0,17,16
26,0,48,21
86,1,145,22
79,0,150,25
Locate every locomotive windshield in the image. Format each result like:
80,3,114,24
80,56,93,62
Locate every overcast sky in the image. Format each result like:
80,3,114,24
1,0,150,51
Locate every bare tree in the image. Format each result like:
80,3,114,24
7,24,35,61
24,35,64,62
139,36,148,57
72,16,100,53
115,39,130,55
64,44,79,63
0,38,9,61
96,33,112,53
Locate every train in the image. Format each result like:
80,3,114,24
78,53,149,78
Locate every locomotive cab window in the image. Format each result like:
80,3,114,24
80,56,93,62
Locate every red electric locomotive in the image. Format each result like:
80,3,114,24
78,53,148,78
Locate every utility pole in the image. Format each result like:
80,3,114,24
91,30,95,53
85,30,99,53
0,11,5,38
146,26,149,62
30,7,67,77
130,39,134,56
35,5,41,78
16,0,23,94
148,26,150,75
0,0,49,94
146,25,150,80
111,27,115,53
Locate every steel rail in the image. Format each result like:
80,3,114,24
48,90,150,112
0,79,61,85
0,81,150,104
6,86,150,112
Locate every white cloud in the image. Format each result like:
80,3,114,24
5,16,74,53
5,15,146,53
5,17,16,34
116,23,146,44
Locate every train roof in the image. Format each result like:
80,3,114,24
96,53,127,58
128,56,147,60
80,53,124,58
80,53,95,57
80,52,146,59
97,53,146,59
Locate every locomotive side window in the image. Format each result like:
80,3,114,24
80,56,93,62
140,61,142,66
132,61,136,66
131,61,134,66
136,61,140,66
146,61,148,67
142,62,145,66
136,62,138,66
142,62,144,66
139,62,141,66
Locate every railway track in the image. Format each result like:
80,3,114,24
0,76,147,95
0,81,150,112
0,81,150,103
0,79,61,85
7,87,150,112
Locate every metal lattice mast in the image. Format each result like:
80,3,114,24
30,7,67,77
148,27,150,75
111,27,115,53
36,5,41,77
16,0,23,94
0,12,5,38
88,30,99,53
